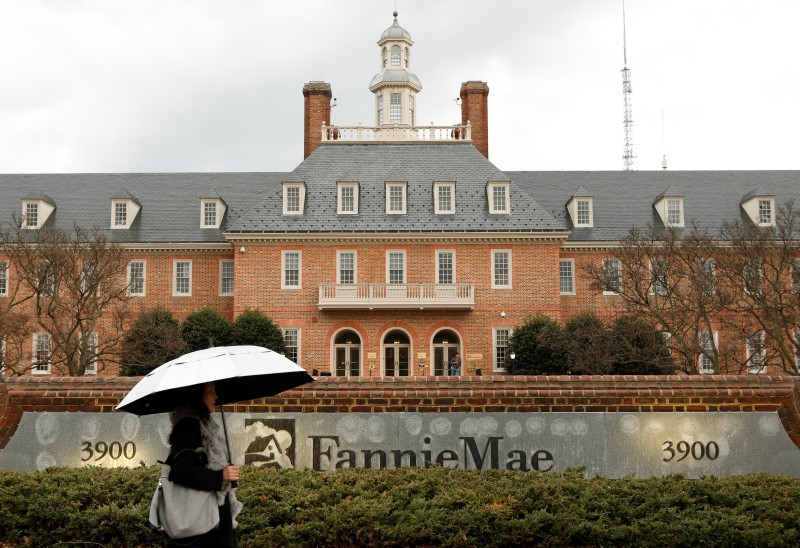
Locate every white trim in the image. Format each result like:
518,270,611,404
172,259,192,296
746,331,767,374
566,196,593,227
433,182,456,214
741,195,776,227
337,182,360,215
649,258,669,296
332,328,363,377
127,259,147,297
559,258,575,295
386,249,406,284
201,198,227,229
602,258,621,295
336,250,357,284
487,181,510,214
385,182,407,215
492,326,513,372
380,328,413,377
282,327,302,367
653,196,684,227
32,332,51,375
83,332,98,375
110,199,140,229
219,259,234,296
21,199,55,229
282,182,306,215
0,260,8,297
698,330,718,374
282,251,302,289
436,249,456,284
491,249,512,289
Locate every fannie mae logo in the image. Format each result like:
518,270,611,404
244,418,295,469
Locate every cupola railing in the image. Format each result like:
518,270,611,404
321,122,471,143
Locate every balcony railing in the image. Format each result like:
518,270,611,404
318,283,475,310
321,122,471,143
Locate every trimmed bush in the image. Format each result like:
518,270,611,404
120,307,188,376
2,466,800,546
180,308,235,352
232,309,286,354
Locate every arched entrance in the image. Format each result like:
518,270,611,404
432,329,461,376
333,330,361,377
382,329,411,377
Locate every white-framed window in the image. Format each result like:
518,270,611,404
698,258,716,295
650,258,669,296
602,258,621,295
382,47,387,68
390,93,401,124
576,200,591,226
743,259,762,296
36,261,54,297
127,260,146,297
282,328,301,366
386,182,407,214
492,250,512,289
282,183,306,215
387,250,406,284
377,94,384,125
391,45,401,66
434,182,455,214
204,201,217,227
560,259,575,295
0,260,7,297
24,202,39,228
114,202,127,227
220,260,234,296
746,331,767,374
200,199,226,228
698,330,718,374
282,251,301,289
791,259,800,295
337,182,359,214
32,333,52,374
437,250,455,284
83,332,98,375
173,260,192,296
758,199,774,226
487,182,510,214
408,94,415,125
493,327,512,372
337,251,356,284
666,199,683,226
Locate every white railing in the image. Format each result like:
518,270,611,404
318,283,475,309
321,122,471,143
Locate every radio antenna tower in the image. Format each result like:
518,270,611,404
621,0,636,170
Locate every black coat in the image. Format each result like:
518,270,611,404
166,417,238,548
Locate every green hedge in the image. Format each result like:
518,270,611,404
1,466,799,546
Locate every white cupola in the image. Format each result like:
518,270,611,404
369,11,422,126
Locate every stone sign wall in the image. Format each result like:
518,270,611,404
2,375,800,478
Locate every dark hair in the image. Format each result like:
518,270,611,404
168,384,211,445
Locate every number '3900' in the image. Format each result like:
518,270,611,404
81,441,137,462
662,440,719,462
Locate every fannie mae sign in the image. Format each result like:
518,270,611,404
1,412,800,478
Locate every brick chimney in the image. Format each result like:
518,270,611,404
303,82,332,159
459,81,489,159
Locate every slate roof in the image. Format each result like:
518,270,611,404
0,172,283,244
0,150,798,245
228,142,565,234
507,170,800,242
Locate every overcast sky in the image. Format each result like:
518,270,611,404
1,0,798,174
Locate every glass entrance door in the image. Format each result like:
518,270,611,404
334,330,361,377
383,330,411,377
432,330,461,376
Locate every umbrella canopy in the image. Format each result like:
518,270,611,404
116,345,314,416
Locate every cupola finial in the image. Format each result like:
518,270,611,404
393,11,398,19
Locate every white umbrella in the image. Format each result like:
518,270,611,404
116,345,314,416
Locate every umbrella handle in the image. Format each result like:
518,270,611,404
218,405,238,488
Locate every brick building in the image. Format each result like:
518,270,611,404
1,13,799,377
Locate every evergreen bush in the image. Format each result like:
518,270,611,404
180,307,235,351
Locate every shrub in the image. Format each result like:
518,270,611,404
232,309,286,354
120,307,188,376
180,308,235,351
610,315,675,374
505,315,567,375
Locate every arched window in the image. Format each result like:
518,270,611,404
334,330,361,377
391,45,401,66
382,47,387,68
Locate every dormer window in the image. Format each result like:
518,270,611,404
487,182,510,214
566,190,593,227
200,198,227,228
21,197,56,229
653,195,684,227
337,182,359,215
386,182,407,214
741,190,776,227
434,182,455,214
282,182,306,215
110,197,141,229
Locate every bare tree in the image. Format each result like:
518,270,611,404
585,204,800,374
2,218,131,375
0,221,36,374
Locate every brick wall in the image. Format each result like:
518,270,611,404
460,81,489,159
3,375,800,451
303,82,332,159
